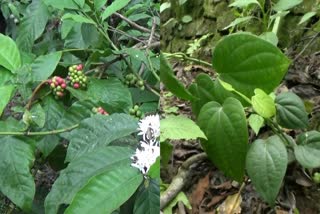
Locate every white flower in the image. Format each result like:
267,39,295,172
131,141,160,174
137,114,160,145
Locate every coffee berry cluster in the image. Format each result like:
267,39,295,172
47,76,67,99
67,64,87,89
92,107,109,115
124,74,144,90
129,105,143,119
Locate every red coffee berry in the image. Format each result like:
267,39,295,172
61,83,67,89
76,64,83,71
73,83,80,89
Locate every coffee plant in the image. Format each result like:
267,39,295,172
0,0,159,213
161,33,320,206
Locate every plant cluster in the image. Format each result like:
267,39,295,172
67,64,87,89
125,73,145,90
129,104,143,119
161,32,320,208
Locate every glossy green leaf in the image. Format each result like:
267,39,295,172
248,114,264,135
94,0,107,10
163,191,191,214
148,157,160,179
57,100,96,139
246,135,287,206
252,89,276,118
134,179,160,214
229,0,261,8
43,0,84,9
65,166,142,214
275,92,308,129
197,98,248,181
0,67,14,86
29,103,46,128
223,16,253,30
294,131,320,168
64,23,99,49
16,0,49,52
0,117,25,132
259,32,278,46
45,146,133,214
272,0,302,12
31,51,62,81
160,115,207,141
67,78,132,112
0,136,35,211
62,13,96,25
0,34,21,71
101,0,130,21
212,33,290,98
160,53,194,101
298,11,317,25
0,85,15,116
65,113,138,162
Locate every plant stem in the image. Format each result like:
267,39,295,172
25,80,49,110
163,52,212,67
266,118,295,147
0,124,79,136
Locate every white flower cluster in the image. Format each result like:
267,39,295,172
131,114,160,174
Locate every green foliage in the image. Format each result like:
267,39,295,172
246,135,287,206
134,179,160,214
197,98,248,182
0,136,35,212
251,89,276,118
273,0,303,12
162,191,191,214
212,33,290,98
160,53,194,101
0,0,159,212
275,92,308,129
248,114,264,135
294,131,320,168
160,115,207,141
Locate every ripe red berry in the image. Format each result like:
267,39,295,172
47,79,52,84
76,64,83,71
73,83,80,89
61,83,67,89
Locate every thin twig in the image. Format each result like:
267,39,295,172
160,153,207,210
114,12,151,33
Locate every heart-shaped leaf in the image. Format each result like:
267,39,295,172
248,114,264,135
197,97,248,182
246,135,287,206
252,88,276,118
294,131,320,168
275,92,308,129
212,33,290,98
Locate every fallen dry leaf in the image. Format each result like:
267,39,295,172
191,174,210,213
217,193,242,214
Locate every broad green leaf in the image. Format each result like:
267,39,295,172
229,0,261,8
160,53,195,101
0,67,14,86
64,23,99,49
101,0,130,21
67,78,132,112
298,12,317,25
0,85,15,116
31,52,62,81
252,88,276,118
134,179,160,214
0,136,35,212
275,92,308,129
272,0,302,12
29,103,46,128
197,98,248,182
36,96,66,157
43,0,84,9
57,100,96,139
16,0,49,52
62,13,96,25
160,115,207,141
223,16,253,30
218,78,251,104
163,191,191,214
181,15,192,23
65,113,138,162
212,33,290,98
259,32,278,46
94,0,107,10
45,146,133,214
0,117,25,132
0,34,21,71
148,157,160,179
61,19,76,39
248,114,264,135
294,131,320,168
160,2,171,13
246,135,287,206
65,166,142,214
